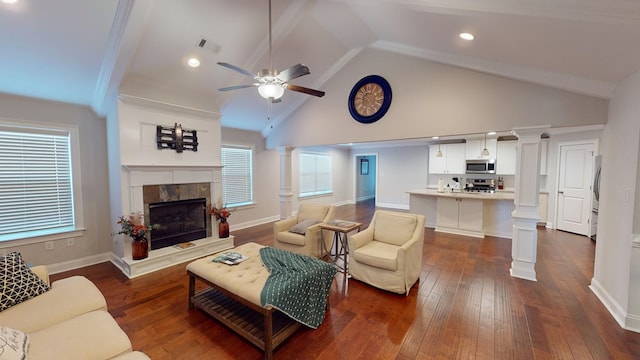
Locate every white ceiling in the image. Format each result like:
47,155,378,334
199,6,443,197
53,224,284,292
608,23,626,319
1,0,640,136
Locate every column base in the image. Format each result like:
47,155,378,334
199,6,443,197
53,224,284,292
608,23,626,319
510,261,537,281
510,214,539,282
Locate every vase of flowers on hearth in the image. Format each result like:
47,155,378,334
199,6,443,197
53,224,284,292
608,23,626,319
117,212,160,260
209,200,235,238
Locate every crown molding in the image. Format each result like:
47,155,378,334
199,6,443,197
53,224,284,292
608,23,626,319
118,94,221,119
91,0,135,117
371,40,615,99
337,0,640,24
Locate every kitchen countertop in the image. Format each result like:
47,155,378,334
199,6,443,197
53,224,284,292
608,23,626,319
408,188,515,200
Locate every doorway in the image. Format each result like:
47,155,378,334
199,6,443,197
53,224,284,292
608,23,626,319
355,154,377,204
555,141,596,236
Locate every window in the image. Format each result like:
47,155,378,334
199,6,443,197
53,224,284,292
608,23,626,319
299,152,332,197
0,125,78,241
221,145,254,207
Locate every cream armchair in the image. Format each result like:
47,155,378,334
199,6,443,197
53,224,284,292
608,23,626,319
273,203,336,258
348,210,425,295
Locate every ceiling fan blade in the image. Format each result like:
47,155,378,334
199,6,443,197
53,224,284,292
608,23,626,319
286,84,325,97
218,84,258,91
217,62,255,78
277,64,310,82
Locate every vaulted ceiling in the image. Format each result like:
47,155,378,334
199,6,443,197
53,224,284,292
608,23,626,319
1,0,639,135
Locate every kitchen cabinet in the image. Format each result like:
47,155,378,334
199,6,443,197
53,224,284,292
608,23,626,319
409,190,516,239
429,143,465,174
495,140,548,175
540,140,548,175
465,139,497,159
496,140,517,175
436,197,483,237
538,193,548,225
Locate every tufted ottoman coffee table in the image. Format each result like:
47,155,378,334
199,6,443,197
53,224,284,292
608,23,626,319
187,242,303,360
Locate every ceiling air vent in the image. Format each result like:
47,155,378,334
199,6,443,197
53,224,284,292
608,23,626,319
195,36,220,54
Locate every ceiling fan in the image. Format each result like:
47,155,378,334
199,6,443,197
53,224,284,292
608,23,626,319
216,0,325,102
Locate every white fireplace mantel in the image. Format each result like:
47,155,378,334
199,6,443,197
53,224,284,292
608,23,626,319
121,164,223,171
122,164,222,188
113,164,228,278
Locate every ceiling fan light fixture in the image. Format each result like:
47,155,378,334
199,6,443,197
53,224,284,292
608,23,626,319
258,83,285,100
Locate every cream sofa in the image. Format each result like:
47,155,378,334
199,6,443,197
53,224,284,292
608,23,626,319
0,264,149,360
273,203,336,258
348,210,425,295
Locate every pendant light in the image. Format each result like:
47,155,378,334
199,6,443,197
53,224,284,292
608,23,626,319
436,143,443,157
481,132,490,156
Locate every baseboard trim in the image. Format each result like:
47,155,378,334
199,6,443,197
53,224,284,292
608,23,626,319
231,216,280,231
47,252,112,275
376,202,409,211
625,313,640,333
356,195,375,202
589,277,628,330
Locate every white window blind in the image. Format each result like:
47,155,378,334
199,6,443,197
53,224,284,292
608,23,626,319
221,146,253,207
299,153,332,197
0,129,75,237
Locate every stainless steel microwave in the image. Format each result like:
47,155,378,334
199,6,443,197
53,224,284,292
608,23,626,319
466,159,496,174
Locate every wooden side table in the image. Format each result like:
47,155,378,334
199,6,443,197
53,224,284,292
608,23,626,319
319,220,362,274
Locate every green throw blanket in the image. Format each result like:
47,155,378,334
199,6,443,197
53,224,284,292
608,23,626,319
259,247,337,329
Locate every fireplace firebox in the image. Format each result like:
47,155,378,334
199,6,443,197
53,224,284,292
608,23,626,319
148,198,207,250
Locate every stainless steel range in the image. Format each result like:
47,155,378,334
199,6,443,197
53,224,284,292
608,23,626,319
465,178,496,193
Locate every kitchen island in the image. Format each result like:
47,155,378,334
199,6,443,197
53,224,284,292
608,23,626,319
408,189,516,239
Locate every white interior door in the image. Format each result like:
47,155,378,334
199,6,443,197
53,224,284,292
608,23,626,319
556,142,594,235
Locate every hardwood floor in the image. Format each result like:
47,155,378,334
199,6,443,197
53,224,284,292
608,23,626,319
51,199,640,359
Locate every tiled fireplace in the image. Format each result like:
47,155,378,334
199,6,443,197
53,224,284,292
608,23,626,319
143,183,211,249
114,165,233,278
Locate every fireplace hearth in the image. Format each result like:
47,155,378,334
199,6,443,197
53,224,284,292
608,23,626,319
149,198,207,250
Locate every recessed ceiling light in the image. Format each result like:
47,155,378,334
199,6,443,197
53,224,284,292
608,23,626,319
2,0,18,3
459,32,474,41
187,57,200,68
487,131,497,135
432,136,439,140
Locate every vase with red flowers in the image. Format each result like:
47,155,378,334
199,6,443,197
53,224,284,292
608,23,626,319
209,200,235,238
117,212,160,260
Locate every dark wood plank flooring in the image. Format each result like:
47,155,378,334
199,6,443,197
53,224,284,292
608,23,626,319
51,199,640,359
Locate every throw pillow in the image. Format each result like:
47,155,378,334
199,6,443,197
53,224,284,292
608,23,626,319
288,219,321,235
0,252,50,312
0,326,29,360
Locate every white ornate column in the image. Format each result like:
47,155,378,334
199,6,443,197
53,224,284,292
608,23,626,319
510,126,549,281
278,146,295,219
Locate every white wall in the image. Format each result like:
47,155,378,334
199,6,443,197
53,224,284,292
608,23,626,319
591,68,640,331
266,48,609,149
117,97,221,167
0,93,111,268
353,145,429,210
